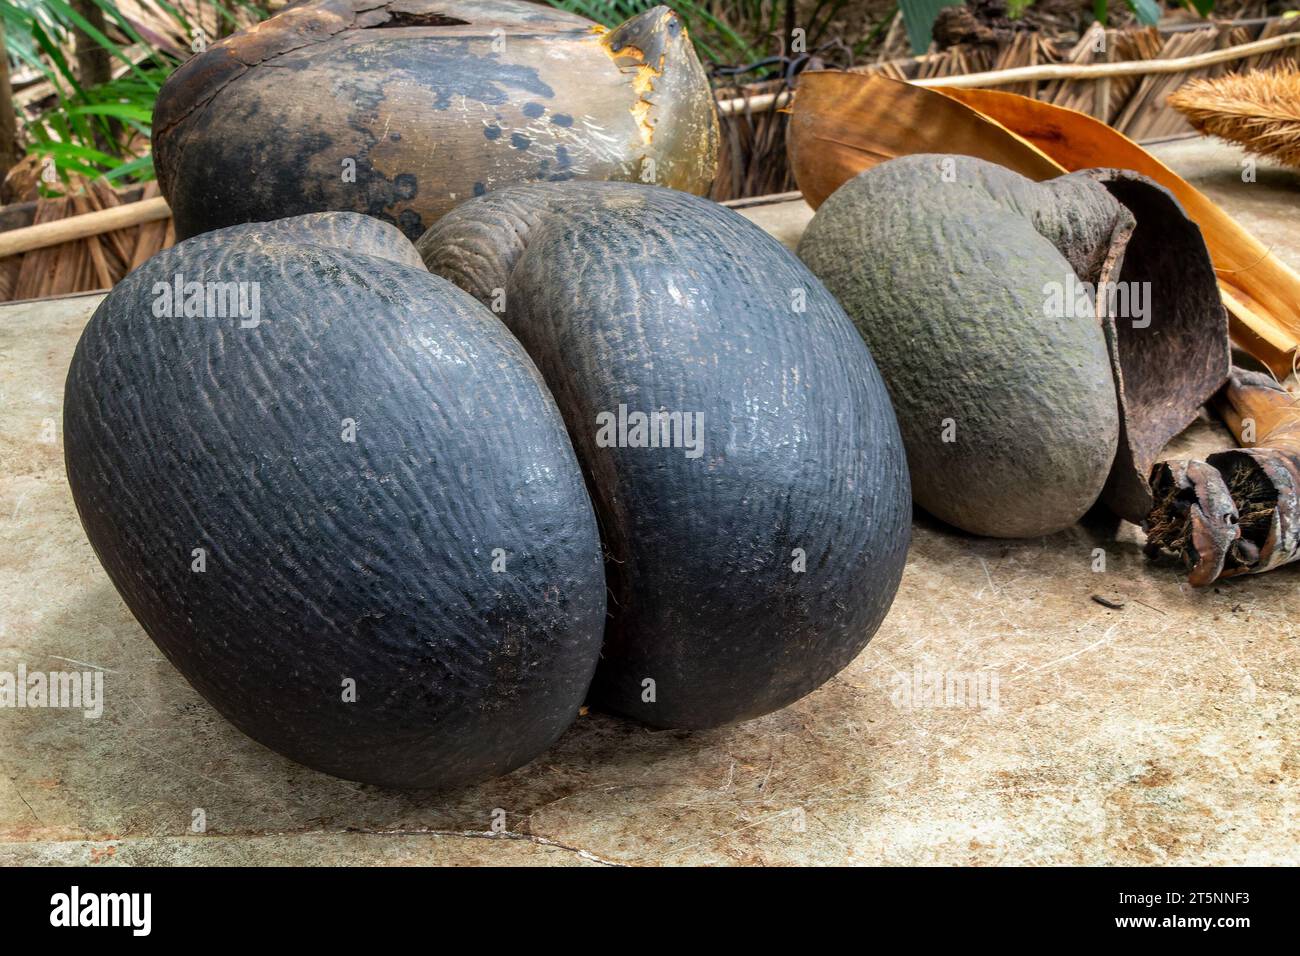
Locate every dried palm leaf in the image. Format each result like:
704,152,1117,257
786,70,1300,379
786,70,1063,209
943,84,1300,379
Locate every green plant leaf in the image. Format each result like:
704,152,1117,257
853,5,899,57
898,0,963,56
32,0,162,81
66,102,155,124
6,0,263,188
199,0,239,29
545,0,761,66
24,14,83,96
1128,0,1162,25
35,140,119,165
102,153,155,182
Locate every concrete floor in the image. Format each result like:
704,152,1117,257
1,140,1297,866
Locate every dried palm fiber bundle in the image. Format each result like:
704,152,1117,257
1169,69,1300,169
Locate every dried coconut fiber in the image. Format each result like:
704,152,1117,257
1169,69,1300,169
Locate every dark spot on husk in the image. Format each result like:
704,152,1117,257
393,173,418,200
368,12,470,28
396,208,425,239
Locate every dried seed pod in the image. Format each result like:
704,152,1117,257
797,154,1228,538
152,0,718,241
1147,368,1300,584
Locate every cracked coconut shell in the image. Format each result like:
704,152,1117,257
797,154,1229,538
151,0,718,241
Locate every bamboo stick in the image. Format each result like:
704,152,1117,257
0,195,171,259
717,89,793,116
715,32,1300,116
912,32,1300,88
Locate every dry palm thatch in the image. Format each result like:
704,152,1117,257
710,79,796,203
1169,69,1300,169
0,180,173,301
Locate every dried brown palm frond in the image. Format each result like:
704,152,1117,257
1169,69,1300,169
788,71,1300,380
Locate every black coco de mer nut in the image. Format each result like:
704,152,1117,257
64,190,912,787
64,213,606,789
419,182,911,729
